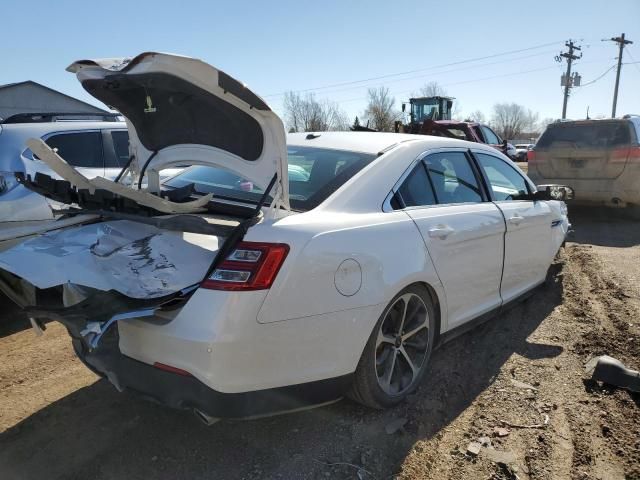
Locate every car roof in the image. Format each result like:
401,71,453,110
287,130,503,156
288,131,439,154
547,118,630,127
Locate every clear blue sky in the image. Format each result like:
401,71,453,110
3,0,639,125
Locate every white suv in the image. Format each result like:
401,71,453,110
0,113,128,224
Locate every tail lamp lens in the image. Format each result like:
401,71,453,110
527,150,536,163
201,242,289,291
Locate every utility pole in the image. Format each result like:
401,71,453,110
609,33,633,118
556,40,581,119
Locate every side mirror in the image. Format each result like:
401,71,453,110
534,184,575,201
402,103,406,112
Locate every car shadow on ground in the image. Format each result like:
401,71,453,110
568,206,640,248
0,293,29,338
0,265,565,480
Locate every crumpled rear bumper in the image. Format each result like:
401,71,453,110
78,327,352,419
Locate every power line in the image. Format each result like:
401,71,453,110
577,65,617,87
624,47,640,74
287,49,558,98
264,40,564,97
334,64,563,104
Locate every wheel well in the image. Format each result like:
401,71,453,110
415,281,442,342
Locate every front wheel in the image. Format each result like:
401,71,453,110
348,285,436,409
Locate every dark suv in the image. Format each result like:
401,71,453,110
527,116,640,208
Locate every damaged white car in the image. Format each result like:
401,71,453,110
0,53,573,421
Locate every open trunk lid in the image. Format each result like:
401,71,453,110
67,52,289,208
534,120,634,179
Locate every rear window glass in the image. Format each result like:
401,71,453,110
163,146,375,211
537,122,631,149
445,129,468,140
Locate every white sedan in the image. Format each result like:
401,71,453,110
0,53,571,420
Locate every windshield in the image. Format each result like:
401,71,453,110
164,146,376,211
411,99,440,122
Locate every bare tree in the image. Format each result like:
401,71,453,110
283,91,348,132
535,117,555,133
364,86,399,132
466,110,487,124
451,100,462,120
491,103,539,140
419,81,447,97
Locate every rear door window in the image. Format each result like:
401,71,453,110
425,152,483,204
45,131,103,168
537,122,631,149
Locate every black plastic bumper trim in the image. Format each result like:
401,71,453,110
79,332,353,419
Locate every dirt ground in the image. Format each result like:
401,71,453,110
0,207,639,480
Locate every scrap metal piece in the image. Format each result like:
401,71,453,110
90,176,213,214
27,138,214,214
80,308,156,349
585,355,640,392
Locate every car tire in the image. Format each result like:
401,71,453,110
348,284,436,409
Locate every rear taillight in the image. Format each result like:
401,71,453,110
201,241,290,291
527,150,536,163
612,146,640,163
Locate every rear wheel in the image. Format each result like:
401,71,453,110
348,285,436,409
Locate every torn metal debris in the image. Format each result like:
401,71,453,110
0,220,220,299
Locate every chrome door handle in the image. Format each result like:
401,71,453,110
428,224,455,239
509,214,524,225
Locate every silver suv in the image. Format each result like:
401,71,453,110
527,115,640,208
0,113,128,223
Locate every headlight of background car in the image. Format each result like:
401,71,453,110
0,172,19,195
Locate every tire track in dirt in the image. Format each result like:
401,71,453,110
398,244,639,480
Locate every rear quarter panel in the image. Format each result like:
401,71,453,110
250,211,446,327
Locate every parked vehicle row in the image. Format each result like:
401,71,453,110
514,143,534,162
0,53,572,420
419,119,518,160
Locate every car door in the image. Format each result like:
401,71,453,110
472,151,554,302
391,149,506,329
44,130,105,178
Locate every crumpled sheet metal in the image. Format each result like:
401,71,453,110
0,220,220,299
